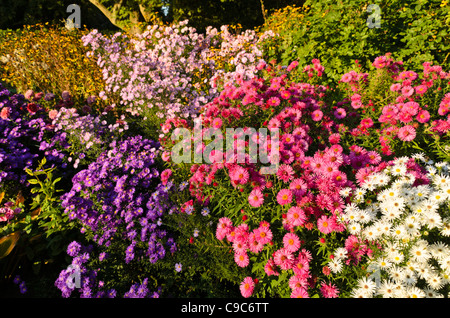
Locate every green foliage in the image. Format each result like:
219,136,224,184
0,0,118,30
260,0,450,83
25,158,76,237
0,158,78,284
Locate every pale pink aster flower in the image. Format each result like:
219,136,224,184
390,83,401,92
401,85,414,97
24,89,34,100
340,73,352,83
1,107,11,120
397,125,416,141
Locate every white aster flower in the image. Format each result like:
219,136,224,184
427,273,444,291
347,222,362,235
423,287,444,298
441,218,450,236
334,247,348,260
423,211,443,229
376,280,397,298
430,242,449,260
405,286,425,298
328,258,343,274
356,277,377,297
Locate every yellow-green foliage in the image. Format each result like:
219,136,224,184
0,23,104,101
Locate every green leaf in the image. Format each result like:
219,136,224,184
0,231,20,259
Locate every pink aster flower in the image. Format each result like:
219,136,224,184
289,179,307,196
292,257,310,276
216,217,233,240
397,125,416,142
264,258,279,276
334,107,346,119
289,274,308,291
161,169,172,185
401,85,414,97
254,226,273,245
212,117,222,129
235,252,250,268
416,109,430,123
291,288,309,298
276,164,295,183
283,233,301,253
273,248,294,270
320,281,340,298
311,109,323,121
414,85,428,95
277,189,293,206
248,233,265,253
233,238,248,255
267,96,281,107
267,117,281,131
230,166,249,185
287,60,299,72
317,215,334,234
248,188,264,208
240,277,255,298
287,206,306,227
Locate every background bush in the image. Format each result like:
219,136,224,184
259,0,450,83
0,24,104,102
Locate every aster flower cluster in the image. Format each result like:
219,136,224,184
60,135,176,265
81,20,273,120
339,54,450,156
331,155,450,298
0,84,46,190
50,106,129,169
55,241,161,298
161,52,450,298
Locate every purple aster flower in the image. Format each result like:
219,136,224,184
67,241,82,257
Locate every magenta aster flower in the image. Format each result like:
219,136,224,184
311,110,323,121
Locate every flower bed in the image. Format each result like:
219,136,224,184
0,20,450,298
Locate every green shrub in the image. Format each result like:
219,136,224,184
259,0,450,83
